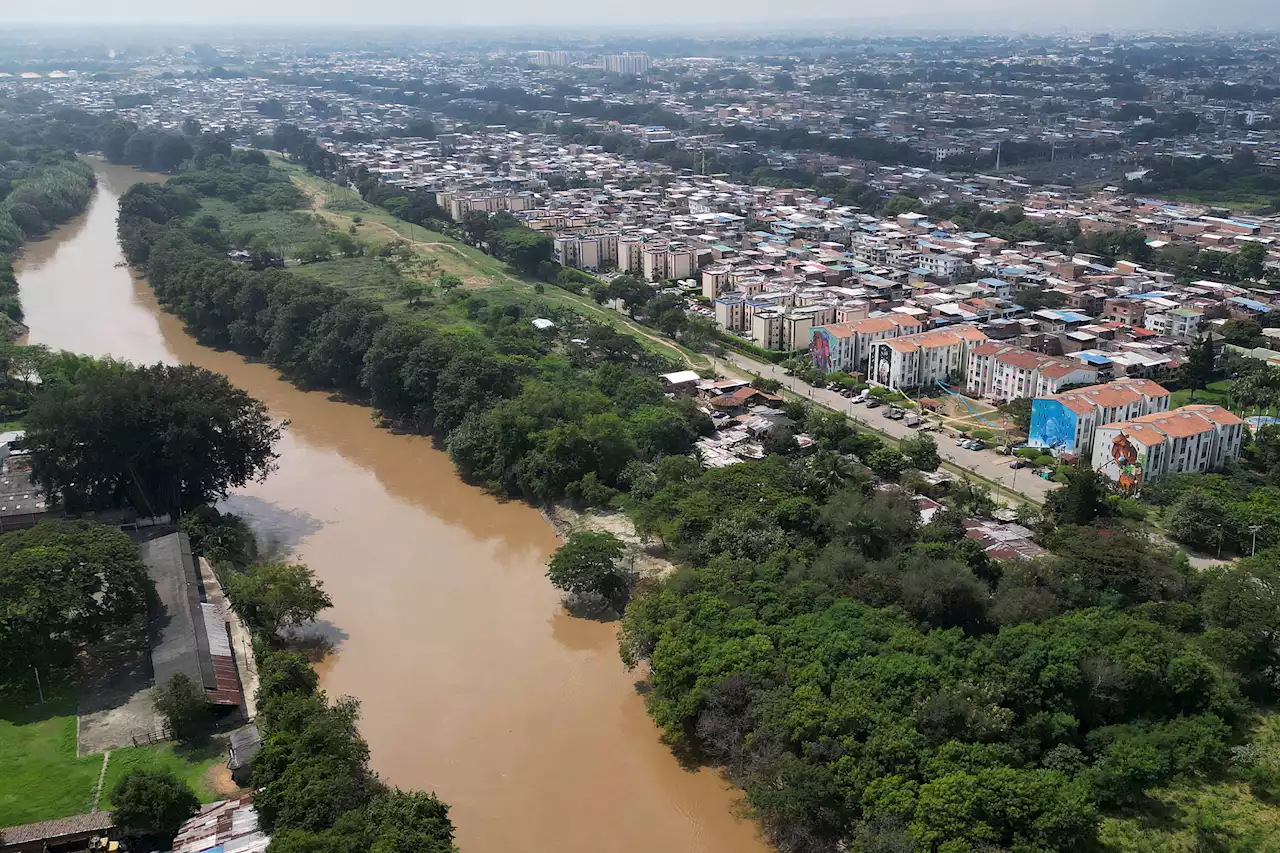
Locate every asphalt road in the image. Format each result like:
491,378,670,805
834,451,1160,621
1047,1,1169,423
714,351,1058,506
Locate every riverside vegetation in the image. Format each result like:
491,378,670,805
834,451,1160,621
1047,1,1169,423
110,131,1280,853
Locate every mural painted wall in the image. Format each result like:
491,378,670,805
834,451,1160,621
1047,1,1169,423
1109,432,1144,495
873,344,893,388
810,328,834,373
1029,398,1079,452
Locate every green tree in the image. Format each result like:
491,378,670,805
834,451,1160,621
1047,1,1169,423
883,194,922,216
606,274,651,317
109,768,200,840
1221,317,1263,348
547,531,628,606
0,521,150,682
1164,490,1230,552
1047,461,1109,525
900,433,941,472
1236,242,1267,281
25,362,281,516
226,562,333,638
153,673,212,743
438,274,463,293
867,446,908,480
1182,333,1217,402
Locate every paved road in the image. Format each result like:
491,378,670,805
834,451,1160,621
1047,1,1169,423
714,352,1057,506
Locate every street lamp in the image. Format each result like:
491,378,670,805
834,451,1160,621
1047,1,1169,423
1249,524,1264,557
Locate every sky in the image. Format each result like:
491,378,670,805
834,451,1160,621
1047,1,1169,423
7,0,1280,30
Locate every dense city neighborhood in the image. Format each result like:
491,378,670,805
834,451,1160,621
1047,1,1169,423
7,20,1280,853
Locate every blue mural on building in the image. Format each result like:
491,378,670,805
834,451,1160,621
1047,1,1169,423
1029,398,1079,452
810,328,834,373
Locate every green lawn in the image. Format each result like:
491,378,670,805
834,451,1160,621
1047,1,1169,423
1169,380,1233,410
0,691,101,826
0,690,223,828
99,741,222,809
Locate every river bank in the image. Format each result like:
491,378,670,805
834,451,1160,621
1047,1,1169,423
14,157,769,853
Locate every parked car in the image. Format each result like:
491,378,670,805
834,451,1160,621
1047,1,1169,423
865,400,882,409
1010,459,1032,469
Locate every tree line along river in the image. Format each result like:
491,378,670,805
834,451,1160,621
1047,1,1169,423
15,159,769,853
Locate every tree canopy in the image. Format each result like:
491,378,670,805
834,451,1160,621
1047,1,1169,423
110,768,200,841
25,360,281,516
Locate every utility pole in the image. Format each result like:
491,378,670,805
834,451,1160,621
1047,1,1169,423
32,665,43,705
1249,524,1264,557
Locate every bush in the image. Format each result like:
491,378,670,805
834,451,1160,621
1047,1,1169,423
971,428,994,441
1018,447,1042,460
1034,455,1057,468
110,768,200,841
152,673,211,743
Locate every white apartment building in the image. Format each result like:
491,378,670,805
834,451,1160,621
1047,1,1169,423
1028,378,1172,455
1091,405,1244,489
603,52,650,75
1143,308,1203,341
715,295,747,332
702,266,731,299
867,325,988,391
553,231,619,271
917,252,967,283
967,343,1100,403
441,192,535,221
808,313,924,374
751,309,785,351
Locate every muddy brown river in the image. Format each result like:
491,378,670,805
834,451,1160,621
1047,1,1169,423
16,160,768,853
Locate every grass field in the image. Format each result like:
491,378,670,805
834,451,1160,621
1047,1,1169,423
1169,380,1233,410
0,690,222,828
1158,190,1275,213
261,157,705,367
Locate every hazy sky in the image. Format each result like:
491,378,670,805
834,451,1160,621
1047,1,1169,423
8,0,1280,30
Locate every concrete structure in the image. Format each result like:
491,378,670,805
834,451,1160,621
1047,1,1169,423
967,342,1099,402
1028,378,1171,455
1091,404,1245,492
867,325,988,391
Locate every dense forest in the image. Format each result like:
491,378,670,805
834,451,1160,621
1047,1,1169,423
118,150,710,506
617,451,1280,852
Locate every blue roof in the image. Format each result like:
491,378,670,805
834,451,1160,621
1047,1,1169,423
1229,296,1274,312
978,278,1006,287
1078,353,1112,365
1130,291,1175,300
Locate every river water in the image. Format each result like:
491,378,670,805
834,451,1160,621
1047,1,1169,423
15,160,768,853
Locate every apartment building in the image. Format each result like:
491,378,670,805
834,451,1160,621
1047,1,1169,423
1028,378,1171,455
967,343,1100,403
1102,298,1148,326
1091,405,1244,491
552,230,619,271
808,313,924,374
603,52,650,75
867,325,988,391
438,191,535,221
1143,308,1203,341
528,51,569,67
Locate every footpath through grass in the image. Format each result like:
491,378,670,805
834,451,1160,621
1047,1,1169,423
0,689,222,828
